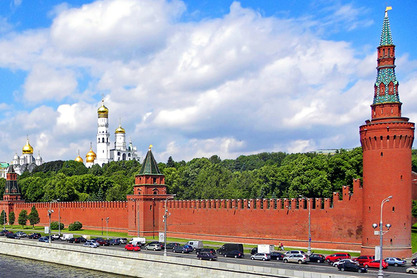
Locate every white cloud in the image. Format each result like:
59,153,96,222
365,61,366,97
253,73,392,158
23,64,78,103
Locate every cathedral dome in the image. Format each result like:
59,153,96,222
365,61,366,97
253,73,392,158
115,124,125,134
22,139,34,154
86,148,96,163
97,99,109,118
75,155,84,163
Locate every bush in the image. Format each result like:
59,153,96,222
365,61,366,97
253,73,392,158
50,221,64,230
68,221,83,231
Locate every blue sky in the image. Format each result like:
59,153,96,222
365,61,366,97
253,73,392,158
0,0,416,164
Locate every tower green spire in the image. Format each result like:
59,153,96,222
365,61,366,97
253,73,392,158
380,10,393,46
138,145,162,175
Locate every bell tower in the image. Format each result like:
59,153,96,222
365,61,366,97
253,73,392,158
360,8,414,257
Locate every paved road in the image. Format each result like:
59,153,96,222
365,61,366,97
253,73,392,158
15,237,414,278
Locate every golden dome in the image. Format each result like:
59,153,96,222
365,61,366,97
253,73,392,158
97,99,109,118
22,138,34,154
115,124,125,134
86,148,96,163
75,155,84,163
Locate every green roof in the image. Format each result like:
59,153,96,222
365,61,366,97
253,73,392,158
380,13,393,46
138,148,162,175
0,162,9,168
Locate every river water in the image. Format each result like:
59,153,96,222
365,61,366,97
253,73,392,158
0,254,132,278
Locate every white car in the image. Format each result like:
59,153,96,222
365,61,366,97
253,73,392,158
83,242,98,248
407,266,417,274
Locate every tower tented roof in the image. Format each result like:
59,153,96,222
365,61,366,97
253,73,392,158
380,13,393,46
138,147,162,175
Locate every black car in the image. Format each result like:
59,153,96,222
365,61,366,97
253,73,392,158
309,254,325,263
109,238,121,245
197,252,217,261
270,252,285,261
69,236,86,243
412,258,417,266
28,233,42,239
223,250,244,258
166,242,180,250
5,232,19,239
250,247,258,255
337,261,367,273
172,245,193,253
196,248,217,255
0,230,9,236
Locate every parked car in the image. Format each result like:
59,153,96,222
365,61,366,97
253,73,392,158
223,250,244,258
0,230,9,236
354,255,374,265
251,253,271,261
325,253,351,263
146,241,164,249
119,238,128,244
217,244,243,256
165,242,180,250
270,252,285,261
15,231,27,238
6,232,19,239
93,238,110,246
83,241,98,248
412,258,417,266
196,248,216,255
363,260,388,269
85,240,99,247
285,250,307,256
385,257,406,267
250,247,258,255
173,244,193,253
109,238,121,245
68,236,86,243
38,236,52,243
197,252,217,261
309,254,325,263
28,233,41,239
51,234,61,240
145,242,162,251
337,261,367,273
333,259,358,267
125,244,141,251
407,266,417,274
283,254,308,264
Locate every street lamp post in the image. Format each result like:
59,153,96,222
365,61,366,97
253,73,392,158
373,196,392,278
163,195,175,257
105,217,109,239
101,218,103,235
47,209,54,243
54,199,61,236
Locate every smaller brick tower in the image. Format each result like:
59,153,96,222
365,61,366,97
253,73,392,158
0,165,24,220
127,146,170,236
360,9,414,257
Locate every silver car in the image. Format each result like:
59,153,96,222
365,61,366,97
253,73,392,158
145,242,162,251
283,254,308,264
250,253,271,261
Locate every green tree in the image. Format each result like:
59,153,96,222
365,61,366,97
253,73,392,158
28,206,40,228
9,211,15,225
0,210,7,226
18,210,28,227
167,156,175,168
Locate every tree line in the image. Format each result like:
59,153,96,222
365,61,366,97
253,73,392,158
0,148,370,203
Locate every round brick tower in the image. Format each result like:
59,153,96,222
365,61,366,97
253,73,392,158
360,9,414,258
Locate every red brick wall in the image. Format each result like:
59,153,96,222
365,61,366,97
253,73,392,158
13,201,129,232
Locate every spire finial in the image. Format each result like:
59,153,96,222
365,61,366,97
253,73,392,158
149,144,153,150
385,6,392,17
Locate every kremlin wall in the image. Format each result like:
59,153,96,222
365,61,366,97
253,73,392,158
1,10,416,258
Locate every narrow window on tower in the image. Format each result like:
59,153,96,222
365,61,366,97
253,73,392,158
381,152,383,157
392,206,395,212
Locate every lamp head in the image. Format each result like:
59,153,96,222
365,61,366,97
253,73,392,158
372,223,378,229
386,223,391,230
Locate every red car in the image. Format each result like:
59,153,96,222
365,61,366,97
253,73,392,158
125,244,141,251
363,260,388,269
325,253,351,263
354,255,374,265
